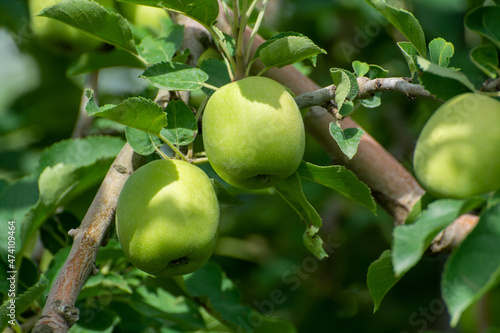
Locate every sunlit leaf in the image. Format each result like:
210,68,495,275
329,122,364,160
140,62,209,91
39,0,137,54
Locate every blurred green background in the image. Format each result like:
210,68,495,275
0,0,497,332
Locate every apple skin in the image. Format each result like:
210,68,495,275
413,92,500,198
30,0,114,55
202,76,306,189
116,159,219,277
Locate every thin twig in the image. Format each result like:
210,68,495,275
71,72,99,138
294,77,437,110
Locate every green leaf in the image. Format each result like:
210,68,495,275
132,285,204,329
366,65,389,79
199,59,231,97
352,61,370,77
442,203,500,327
67,48,145,76
21,137,125,257
14,274,49,315
36,136,126,175
392,198,485,277
274,173,328,259
71,306,120,333
397,41,419,77
38,0,137,54
328,122,365,160
79,273,133,299
297,161,376,214
352,61,389,79
95,239,126,264
339,100,354,117
0,274,48,330
417,57,475,100
210,179,245,206
259,35,326,70
429,38,454,67
125,127,161,156
253,31,303,61
365,0,427,57
119,0,219,26
137,24,184,64
367,250,404,312
360,96,381,109
0,176,39,261
140,62,209,91
162,100,198,146
465,6,500,49
85,89,168,135
183,261,253,330
172,49,191,64
330,68,359,113
470,44,499,79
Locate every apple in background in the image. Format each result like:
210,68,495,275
202,76,306,189
116,159,220,277
413,92,500,198
118,3,171,35
30,0,114,55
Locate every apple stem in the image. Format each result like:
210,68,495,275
159,133,190,162
255,67,269,77
192,157,209,165
202,82,219,91
186,143,194,159
153,144,169,160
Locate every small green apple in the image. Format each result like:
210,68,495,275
413,92,500,198
202,76,305,189
30,0,114,55
116,159,219,277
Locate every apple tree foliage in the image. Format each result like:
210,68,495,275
0,0,500,332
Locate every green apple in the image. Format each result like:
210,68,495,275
116,159,219,277
413,92,500,198
118,3,170,35
30,0,114,55
202,76,305,189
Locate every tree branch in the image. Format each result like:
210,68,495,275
218,23,426,223
429,214,480,254
294,77,436,110
32,143,142,333
480,77,500,92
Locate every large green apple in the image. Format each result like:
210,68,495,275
116,159,219,277
413,92,500,198
30,0,114,55
202,76,305,189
